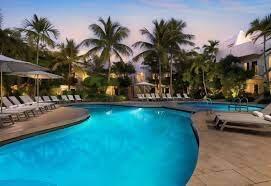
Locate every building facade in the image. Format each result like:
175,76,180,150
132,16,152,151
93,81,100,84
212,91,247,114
216,30,271,95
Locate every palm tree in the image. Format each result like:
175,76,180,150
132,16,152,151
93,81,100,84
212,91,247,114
190,54,211,96
52,38,81,90
133,20,171,94
246,14,271,89
18,14,59,64
203,40,219,63
80,17,133,83
168,18,194,94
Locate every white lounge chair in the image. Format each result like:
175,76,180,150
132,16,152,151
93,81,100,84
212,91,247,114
50,96,62,103
20,95,55,110
74,95,83,102
151,93,157,101
145,93,155,101
67,95,75,102
162,94,167,101
166,93,174,101
42,96,53,103
9,96,41,113
2,97,36,120
155,93,161,101
61,95,70,102
215,113,271,132
183,93,193,100
0,113,14,126
176,93,183,100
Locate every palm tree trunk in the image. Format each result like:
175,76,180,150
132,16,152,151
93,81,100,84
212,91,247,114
263,35,270,93
108,57,111,83
34,37,40,96
68,63,71,91
36,37,40,64
159,58,162,95
202,70,208,97
170,52,173,95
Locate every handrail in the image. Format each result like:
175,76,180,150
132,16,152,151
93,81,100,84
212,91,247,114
240,97,249,112
228,97,249,112
228,97,241,111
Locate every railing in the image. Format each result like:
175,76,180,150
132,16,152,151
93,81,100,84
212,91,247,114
228,97,249,112
240,97,249,112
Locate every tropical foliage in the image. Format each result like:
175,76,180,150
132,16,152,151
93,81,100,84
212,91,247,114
1,10,269,101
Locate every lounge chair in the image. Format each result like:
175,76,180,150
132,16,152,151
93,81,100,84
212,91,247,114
183,93,193,100
151,93,157,101
0,113,14,127
9,96,41,113
50,96,62,104
61,95,70,103
162,94,168,101
20,95,55,110
42,96,53,103
141,94,148,101
166,93,174,101
136,94,144,101
214,112,271,132
2,97,36,120
74,95,83,102
145,93,155,101
34,96,44,103
67,95,75,102
176,93,183,100
155,93,161,101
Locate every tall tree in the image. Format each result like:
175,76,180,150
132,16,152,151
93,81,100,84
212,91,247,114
18,14,59,64
81,17,133,83
246,14,271,90
167,18,194,94
190,54,211,96
133,20,171,94
203,40,219,63
52,38,82,90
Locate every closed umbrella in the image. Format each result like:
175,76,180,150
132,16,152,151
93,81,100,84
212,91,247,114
0,55,47,112
10,71,63,105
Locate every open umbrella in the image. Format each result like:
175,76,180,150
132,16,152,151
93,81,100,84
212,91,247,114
0,55,47,112
135,81,155,94
10,71,63,105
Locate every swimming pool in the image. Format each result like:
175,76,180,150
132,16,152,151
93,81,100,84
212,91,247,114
179,102,264,112
0,105,199,186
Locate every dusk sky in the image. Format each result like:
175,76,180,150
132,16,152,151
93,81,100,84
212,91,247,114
1,0,270,49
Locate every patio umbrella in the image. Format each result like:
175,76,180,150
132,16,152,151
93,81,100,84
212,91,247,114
135,81,155,94
10,71,63,104
0,55,48,112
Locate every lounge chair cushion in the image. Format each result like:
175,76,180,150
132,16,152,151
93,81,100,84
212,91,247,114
264,115,271,122
252,111,264,118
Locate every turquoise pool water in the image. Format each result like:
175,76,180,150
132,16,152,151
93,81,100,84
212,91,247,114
179,102,263,111
0,105,199,186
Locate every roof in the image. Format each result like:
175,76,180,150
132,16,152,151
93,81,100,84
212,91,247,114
216,30,269,61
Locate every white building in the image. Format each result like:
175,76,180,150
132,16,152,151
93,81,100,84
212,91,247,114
216,30,271,95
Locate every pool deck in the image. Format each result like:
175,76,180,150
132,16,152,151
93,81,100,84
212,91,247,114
0,101,270,185
0,106,90,146
188,111,271,186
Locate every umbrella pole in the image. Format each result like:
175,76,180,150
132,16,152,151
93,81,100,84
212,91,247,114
0,67,2,113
